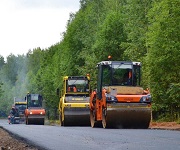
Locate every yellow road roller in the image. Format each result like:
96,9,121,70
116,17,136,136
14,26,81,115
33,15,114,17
58,75,90,126
14,98,27,123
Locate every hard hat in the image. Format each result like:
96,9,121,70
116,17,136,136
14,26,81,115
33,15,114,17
108,55,112,60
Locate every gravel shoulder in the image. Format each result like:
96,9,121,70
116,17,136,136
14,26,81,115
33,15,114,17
149,122,180,131
0,127,38,150
0,122,179,150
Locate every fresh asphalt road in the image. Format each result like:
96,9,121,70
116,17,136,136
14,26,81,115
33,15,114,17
0,119,180,150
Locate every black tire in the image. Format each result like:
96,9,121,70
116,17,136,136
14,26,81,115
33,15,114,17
102,108,107,128
59,112,64,126
90,110,95,128
25,117,28,125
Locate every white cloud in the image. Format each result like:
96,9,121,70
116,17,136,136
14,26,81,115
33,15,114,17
0,0,80,59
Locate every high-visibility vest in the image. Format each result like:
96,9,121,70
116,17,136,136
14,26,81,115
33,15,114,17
73,87,77,92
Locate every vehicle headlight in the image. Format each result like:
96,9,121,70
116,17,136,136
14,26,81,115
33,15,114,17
141,95,152,102
106,94,118,102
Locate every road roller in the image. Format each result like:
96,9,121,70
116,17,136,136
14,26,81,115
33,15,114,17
90,56,152,128
14,98,27,123
58,75,90,126
25,93,45,125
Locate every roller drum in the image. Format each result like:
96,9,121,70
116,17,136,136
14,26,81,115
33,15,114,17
27,116,45,125
106,103,151,129
64,107,90,126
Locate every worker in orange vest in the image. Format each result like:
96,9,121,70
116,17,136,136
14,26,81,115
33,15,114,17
73,86,77,92
68,85,77,92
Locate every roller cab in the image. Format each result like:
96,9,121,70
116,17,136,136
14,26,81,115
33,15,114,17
58,75,90,126
90,59,152,128
25,94,45,125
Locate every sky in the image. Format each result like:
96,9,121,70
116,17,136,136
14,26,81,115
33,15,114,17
0,0,80,59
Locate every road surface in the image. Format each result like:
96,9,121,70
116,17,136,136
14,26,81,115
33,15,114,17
0,119,179,150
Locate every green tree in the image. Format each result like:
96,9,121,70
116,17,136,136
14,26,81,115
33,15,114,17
147,0,180,120
26,48,44,93
0,55,5,70
0,82,3,97
92,11,126,61
121,0,153,61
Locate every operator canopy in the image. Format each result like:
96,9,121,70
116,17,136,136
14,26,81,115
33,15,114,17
97,61,141,86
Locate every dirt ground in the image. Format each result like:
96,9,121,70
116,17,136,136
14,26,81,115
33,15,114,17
0,127,38,150
0,122,180,150
149,121,180,131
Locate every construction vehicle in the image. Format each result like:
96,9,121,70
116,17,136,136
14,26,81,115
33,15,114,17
58,75,90,126
90,56,152,128
13,98,27,123
24,93,45,125
8,105,20,124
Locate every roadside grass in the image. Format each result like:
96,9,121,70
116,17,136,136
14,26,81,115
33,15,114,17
46,119,59,125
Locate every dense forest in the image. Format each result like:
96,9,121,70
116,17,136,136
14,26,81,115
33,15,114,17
0,0,179,121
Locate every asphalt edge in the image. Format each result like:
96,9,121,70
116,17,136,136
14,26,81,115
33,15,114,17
0,126,48,150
